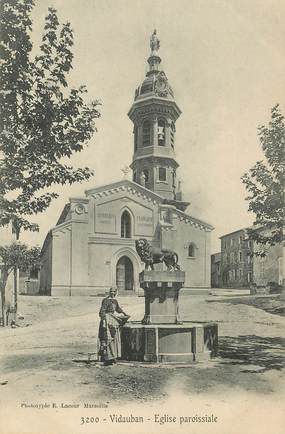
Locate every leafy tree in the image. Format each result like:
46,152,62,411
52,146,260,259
241,104,284,255
0,1,100,319
0,243,40,326
0,1,100,234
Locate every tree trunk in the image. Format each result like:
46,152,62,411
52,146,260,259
13,227,20,322
13,266,18,322
0,269,8,327
0,287,5,327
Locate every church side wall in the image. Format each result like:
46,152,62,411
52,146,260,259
51,227,89,295
51,225,71,296
70,220,89,291
161,221,211,289
51,198,90,296
39,236,52,295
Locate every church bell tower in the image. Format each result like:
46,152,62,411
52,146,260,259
128,30,183,202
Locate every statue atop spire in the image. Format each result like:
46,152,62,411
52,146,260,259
147,30,161,74
150,29,160,53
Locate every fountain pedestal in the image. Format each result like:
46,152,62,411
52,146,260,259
141,270,184,324
121,270,218,363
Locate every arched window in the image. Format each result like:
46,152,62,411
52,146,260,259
142,120,151,147
172,168,176,191
143,169,149,183
188,243,196,257
158,167,167,182
170,122,175,148
139,169,149,188
134,125,138,151
121,211,131,238
158,118,166,146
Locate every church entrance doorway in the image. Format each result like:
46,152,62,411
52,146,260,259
116,256,134,292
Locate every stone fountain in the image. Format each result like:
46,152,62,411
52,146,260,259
121,240,218,363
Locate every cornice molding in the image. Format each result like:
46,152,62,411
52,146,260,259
128,97,181,122
130,154,179,169
85,179,164,206
173,209,214,231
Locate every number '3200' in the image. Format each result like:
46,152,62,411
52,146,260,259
80,416,100,425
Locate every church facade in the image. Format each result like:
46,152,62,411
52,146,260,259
40,31,213,296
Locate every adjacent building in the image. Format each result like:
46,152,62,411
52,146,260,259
215,227,284,288
40,31,214,296
219,229,253,288
211,253,221,288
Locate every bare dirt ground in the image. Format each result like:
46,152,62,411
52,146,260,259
1,292,285,405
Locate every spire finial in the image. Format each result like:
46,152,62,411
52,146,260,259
150,29,160,53
148,29,161,74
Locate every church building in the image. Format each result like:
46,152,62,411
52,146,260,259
40,31,214,296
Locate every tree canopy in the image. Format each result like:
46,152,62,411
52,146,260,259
241,104,284,254
0,0,100,235
0,243,40,276
0,242,40,326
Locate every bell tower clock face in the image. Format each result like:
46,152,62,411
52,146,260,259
154,72,169,97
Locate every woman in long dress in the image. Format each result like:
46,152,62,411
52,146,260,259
98,287,129,366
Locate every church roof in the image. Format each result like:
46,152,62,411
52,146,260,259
175,208,214,231
85,178,164,203
56,203,71,225
132,30,176,104
85,178,214,230
219,227,248,239
135,72,175,102
40,203,71,254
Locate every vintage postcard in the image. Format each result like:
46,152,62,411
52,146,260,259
0,1,284,434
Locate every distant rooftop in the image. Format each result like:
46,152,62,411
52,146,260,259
219,228,248,239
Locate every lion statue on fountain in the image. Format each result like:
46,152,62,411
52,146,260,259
135,238,181,271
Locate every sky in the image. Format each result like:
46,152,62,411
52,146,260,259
21,0,285,253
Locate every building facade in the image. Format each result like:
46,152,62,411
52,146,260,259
218,227,284,288
211,253,221,288
40,31,213,296
220,229,253,288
